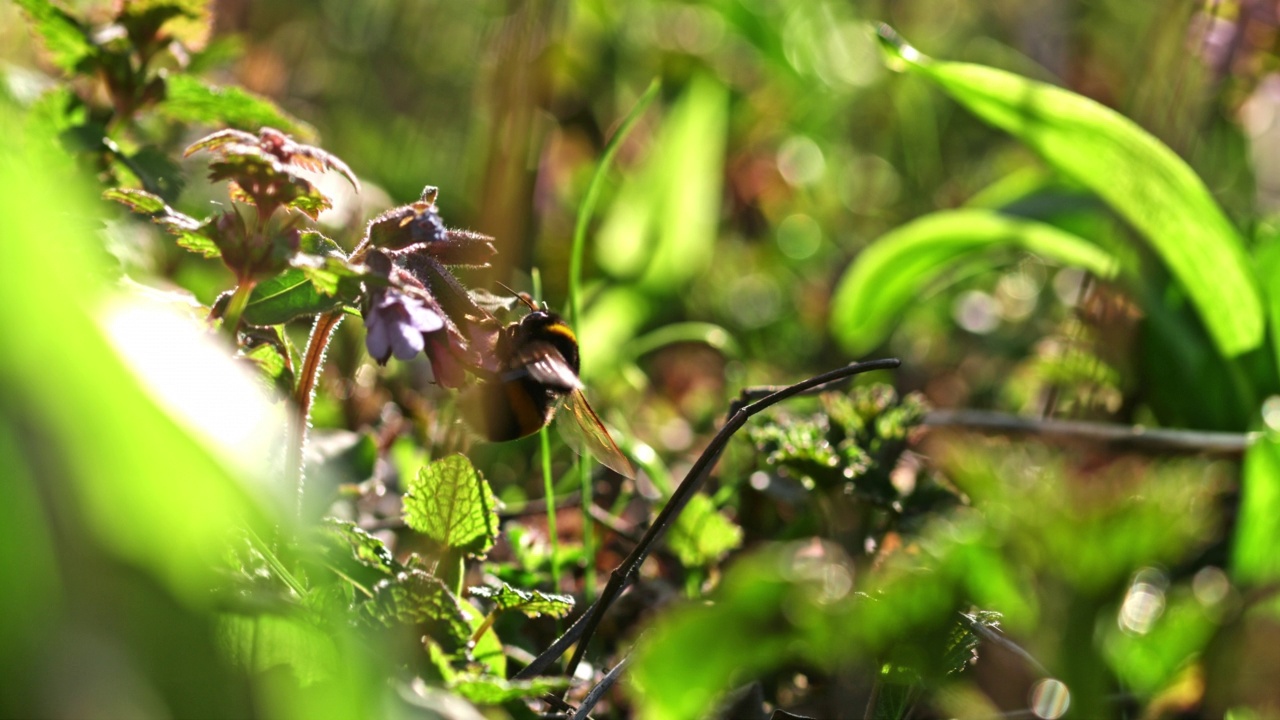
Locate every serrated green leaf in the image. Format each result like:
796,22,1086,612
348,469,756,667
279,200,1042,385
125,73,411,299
241,268,344,326
175,229,221,258
404,455,500,559
468,583,574,618
876,26,1263,357
829,209,1119,355
452,674,570,705
117,0,210,50
206,148,329,217
242,342,289,393
362,569,471,653
319,519,395,574
159,74,314,138
103,187,221,257
104,187,167,214
292,231,362,297
944,611,1001,677
665,493,742,568
15,0,96,73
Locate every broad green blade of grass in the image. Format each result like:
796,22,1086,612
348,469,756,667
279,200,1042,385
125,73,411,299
1234,434,1280,585
830,209,1120,355
875,25,1263,357
595,74,727,292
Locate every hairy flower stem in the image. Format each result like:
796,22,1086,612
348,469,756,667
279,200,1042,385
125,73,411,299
221,278,256,336
289,309,344,522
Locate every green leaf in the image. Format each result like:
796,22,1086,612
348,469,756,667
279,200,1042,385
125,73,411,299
596,74,727,292
103,187,221,258
217,613,339,686
158,74,314,139
452,675,570,705
1234,433,1280,584
292,233,366,300
665,494,742,568
829,209,1120,355
318,518,395,575
241,342,292,396
241,268,343,326
468,583,574,618
403,455,500,559
362,569,471,653
876,25,1263,357
425,640,569,705
14,0,96,73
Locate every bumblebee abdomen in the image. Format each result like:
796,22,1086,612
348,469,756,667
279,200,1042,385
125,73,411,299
462,377,558,441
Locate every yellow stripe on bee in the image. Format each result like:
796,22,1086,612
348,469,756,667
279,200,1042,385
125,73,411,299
543,322,577,344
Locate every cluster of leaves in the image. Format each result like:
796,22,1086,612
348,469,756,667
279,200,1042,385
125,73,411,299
16,0,309,198
224,454,574,708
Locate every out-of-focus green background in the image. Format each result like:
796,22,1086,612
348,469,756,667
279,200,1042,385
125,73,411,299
5,0,1278,717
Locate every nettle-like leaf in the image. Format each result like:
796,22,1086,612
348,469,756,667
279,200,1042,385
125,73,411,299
946,611,1003,677
15,0,96,73
425,641,570,705
468,583,574,619
752,386,930,505
116,0,211,52
239,269,342,326
161,74,314,138
318,518,396,575
206,148,330,219
752,419,857,485
403,455,500,559
363,569,471,653
238,232,362,326
453,674,571,705
186,126,357,189
665,493,743,568
103,187,220,258
241,341,292,397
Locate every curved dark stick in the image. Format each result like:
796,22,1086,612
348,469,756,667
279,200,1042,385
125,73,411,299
513,358,902,683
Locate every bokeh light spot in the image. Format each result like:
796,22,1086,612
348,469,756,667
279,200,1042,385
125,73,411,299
776,214,823,260
1118,568,1167,635
1262,395,1280,431
777,135,826,187
1030,678,1071,719
953,290,1001,334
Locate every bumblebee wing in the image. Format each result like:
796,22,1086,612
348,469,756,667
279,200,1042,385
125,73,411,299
558,389,636,479
507,340,582,391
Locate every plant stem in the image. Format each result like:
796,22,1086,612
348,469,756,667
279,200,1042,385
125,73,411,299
565,79,660,602
530,269,563,592
540,428,561,592
289,309,344,522
221,278,256,336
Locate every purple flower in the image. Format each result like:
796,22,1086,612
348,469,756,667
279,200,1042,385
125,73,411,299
363,288,443,363
362,286,476,388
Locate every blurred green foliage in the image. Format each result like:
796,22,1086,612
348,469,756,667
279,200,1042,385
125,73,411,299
11,0,1280,718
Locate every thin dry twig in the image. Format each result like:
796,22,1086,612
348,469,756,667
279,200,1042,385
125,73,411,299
513,358,902,683
923,409,1254,456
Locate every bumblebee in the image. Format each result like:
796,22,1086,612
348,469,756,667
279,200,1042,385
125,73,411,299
461,305,635,479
